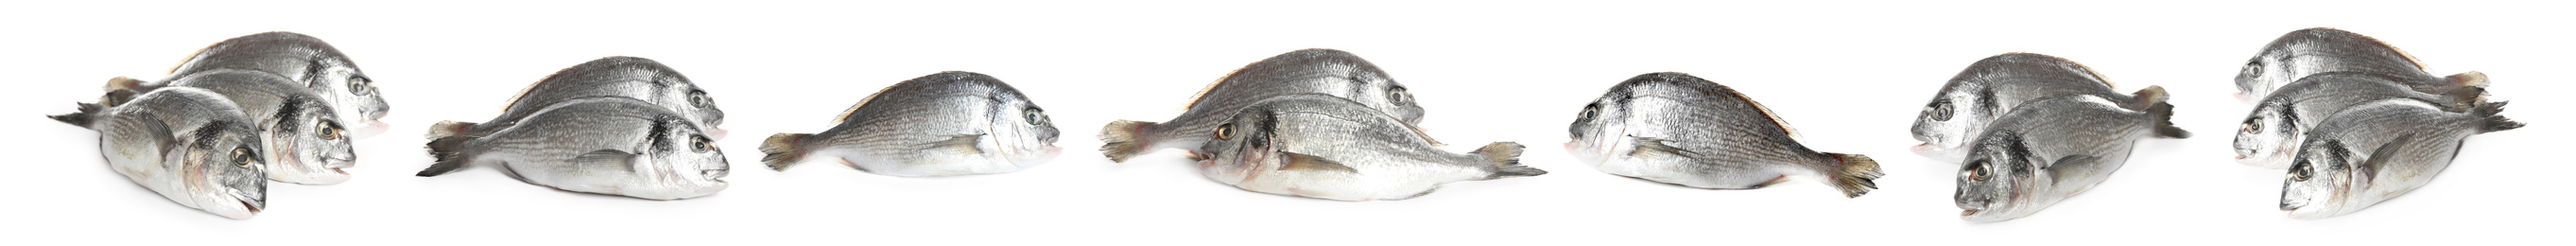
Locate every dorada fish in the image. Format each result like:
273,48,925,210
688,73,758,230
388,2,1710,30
427,56,725,140
1100,48,1424,163
104,31,390,138
1199,94,1540,201
2281,98,2518,220
1566,72,1881,198
1954,95,2187,222
416,97,728,201
761,71,1062,177
2234,72,2482,168
1911,53,2171,161
2233,27,2486,102
50,87,268,219
164,69,358,184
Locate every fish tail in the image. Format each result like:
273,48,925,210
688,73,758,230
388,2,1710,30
759,133,810,170
2439,86,2487,113
2144,96,2190,138
2126,85,2170,112
103,76,144,92
1097,120,1158,163
424,120,477,139
2473,101,2523,133
99,89,141,106
46,102,108,127
1822,152,1883,198
416,135,480,177
2446,71,2490,88
1473,142,1545,179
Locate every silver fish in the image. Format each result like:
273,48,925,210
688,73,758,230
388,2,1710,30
107,31,390,138
415,97,729,200
2279,98,2518,220
426,57,726,140
759,72,1062,177
164,69,359,184
1954,95,2187,222
2233,72,2481,168
50,87,268,219
1100,48,1425,163
1565,72,1883,198
1197,94,1539,201
1911,53,2170,161
2233,27,2487,102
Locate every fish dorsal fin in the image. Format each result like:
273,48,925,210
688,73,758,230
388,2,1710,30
572,149,641,174
1629,136,1698,158
1278,151,1357,173
2353,133,2413,186
833,75,924,124
1710,85,1800,140
497,66,579,114
2333,27,2429,71
1179,64,1255,112
928,134,986,155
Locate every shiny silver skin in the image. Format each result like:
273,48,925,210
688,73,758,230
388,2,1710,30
2233,72,2475,168
1910,53,2159,161
416,97,729,200
50,88,268,220
165,69,358,184
1954,95,2179,222
116,31,390,138
1099,48,1424,163
1565,73,1882,198
2233,27,2483,102
427,57,725,140
758,72,1062,177
1197,94,1540,201
2280,99,2517,220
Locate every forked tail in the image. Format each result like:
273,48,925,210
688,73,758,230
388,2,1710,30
1474,142,1545,179
1098,120,1159,163
47,102,108,127
424,120,479,139
2473,101,2523,133
2142,90,2189,138
1823,152,1882,198
759,133,811,170
416,135,480,177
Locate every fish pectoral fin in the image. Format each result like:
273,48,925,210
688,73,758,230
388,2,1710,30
2047,155,2100,168
1628,136,1697,158
1278,151,1358,174
928,134,987,155
2043,154,2101,184
2353,133,2415,186
572,149,642,175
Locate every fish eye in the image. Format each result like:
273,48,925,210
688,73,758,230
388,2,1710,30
1387,87,1412,106
690,135,714,152
317,121,344,140
1578,104,1599,121
1214,123,1236,140
2288,160,2313,182
1023,108,1047,125
687,91,711,108
347,76,374,96
2241,117,2263,133
1964,160,1991,181
231,147,258,168
2242,61,2263,77
1926,100,1954,121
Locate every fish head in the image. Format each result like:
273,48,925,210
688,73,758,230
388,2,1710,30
1565,94,1632,166
2233,99,2302,167
1349,69,1426,125
1910,82,1992,154
2236,44,2292,99
304,58,391,138
1196,105,1288,184
182,119,269,219
646,117,731,197
992,94,1063,167
1955,130,2038,222
2281,139,2360,220
264,97,358,184
670,84,726,135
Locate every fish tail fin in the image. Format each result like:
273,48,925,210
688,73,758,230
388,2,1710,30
759,133,810,171
424,120,477,139
2446,71,2490,88
2127,85,2170,112
2472,101,2523,133
1098,120,1158,163
2144,94,2190,139
99,89,141,106
47,102,108,127
1473,142,1545,179
416,135,480,177
1822,152,1883,198
103,76,145,92
2440,86,2488,113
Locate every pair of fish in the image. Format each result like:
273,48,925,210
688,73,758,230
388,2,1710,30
416,57,729,200
1910,53,2189,222
760,72,1063,177
1103,49,1538,201
1565,73,1882,198
105,31,392,139
50,88,269,219
2227,28,2520,219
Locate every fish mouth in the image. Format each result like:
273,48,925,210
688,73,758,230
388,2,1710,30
1961,209,1979,217
701,169,729,179
233,193,265,213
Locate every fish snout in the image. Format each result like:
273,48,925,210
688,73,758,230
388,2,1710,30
701,168,729,180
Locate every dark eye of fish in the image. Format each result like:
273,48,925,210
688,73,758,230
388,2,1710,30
1387,87,1413,106
318,120,343,140
688,91,712,108
1023,108,1047,125
232,147,258,168
2289,160,2313,182
1214,123,1236,140
1926,99,1954,121
2242,61,2262,77
348,76,374,96
1578,103,1599,121
2241,117,2263,133
691,135,715,152
1964,160,1991,181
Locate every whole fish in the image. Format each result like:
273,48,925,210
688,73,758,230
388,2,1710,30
760,72,1062,177
105,31,390,138
1954,95,2187,222
426,57,725,140
2233,72,2480,168
415,97,729,200
1566,72,1882,198
1100,48,1425,163
164,69,359,184
1198,94,1540,201
2280,98,2518,220
1910,53,2170,161
2233,27,2486,101
49,87,268,220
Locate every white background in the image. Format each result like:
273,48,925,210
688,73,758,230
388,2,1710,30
3,1,2566,244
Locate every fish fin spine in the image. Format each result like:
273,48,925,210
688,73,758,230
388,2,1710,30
1474,142,1545,179
759,133,810,171
1097,120,1157,163
425,120,477,139
2473,101,2522,133
417,135,481,176
1823,152,1883,198
47,102,109,127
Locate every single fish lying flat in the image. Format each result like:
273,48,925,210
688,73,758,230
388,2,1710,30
1100,48,1424,163
164,69,359,184
2233,72,2481,168
427,57,725,140
760,72,1062,177
1566,72,1882,198
1198,94,1539,201
2280,98,2518,220
1955,95,2187,222
416,97,729,200
49,87,268,219
105,31,390,138
1911,53,2170,161
2233,27,2486,102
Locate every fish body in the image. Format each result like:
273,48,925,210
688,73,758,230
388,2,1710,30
1197,94,1539,201
109,31,390,138
165,69,358,184
1954,95,2187,222
49,87,268,219
1100,48,1423,163
2233,27,2487,101
2279,99,2518,220
2233,72,2480,168
416,97,729,200
759,72,1062,177
1565,73,1882,198
1910,53,2169,161
426,57,725,140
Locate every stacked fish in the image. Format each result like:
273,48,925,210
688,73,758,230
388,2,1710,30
760,71,1063,177
46,31,391,219
2226,27,2520,220
1909,53,2190,222
1100,48,1543,201
415,57,731,201
1563,73,1884,198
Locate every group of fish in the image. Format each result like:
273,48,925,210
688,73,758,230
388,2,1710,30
2229,28,2519,220
47,32,392,219
1910,52,2189,222
416,56,734,201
